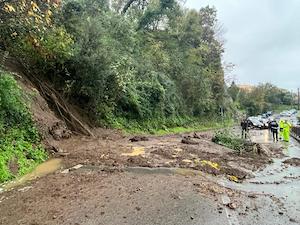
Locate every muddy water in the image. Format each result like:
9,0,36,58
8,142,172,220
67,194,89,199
2,158,63,191
221,131,300,197
221,130,300,220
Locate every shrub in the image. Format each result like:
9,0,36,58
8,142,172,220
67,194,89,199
0,71,47,182
212,130,245,151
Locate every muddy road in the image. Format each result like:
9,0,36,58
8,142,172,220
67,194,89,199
0,128,299,225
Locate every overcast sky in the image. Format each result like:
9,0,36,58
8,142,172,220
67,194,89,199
185,0,300,91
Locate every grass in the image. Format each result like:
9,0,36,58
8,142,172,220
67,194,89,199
110,116,235,135
154,120,234,135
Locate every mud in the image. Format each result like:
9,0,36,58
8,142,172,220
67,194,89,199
0,170,238,225
283,158,300,167
0,127,297,225
50,129,282,181
129,136,149,142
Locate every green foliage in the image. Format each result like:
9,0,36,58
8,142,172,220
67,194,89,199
0,0,56,50
229,82,295,116
0,71,47,182
2,0,232,130
213,130,245,151
112,116,233,134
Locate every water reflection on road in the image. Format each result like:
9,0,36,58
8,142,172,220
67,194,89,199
222,129,300,221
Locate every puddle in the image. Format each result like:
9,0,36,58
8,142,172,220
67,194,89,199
121,147,145,157
2,158,63,191
251,130,273,144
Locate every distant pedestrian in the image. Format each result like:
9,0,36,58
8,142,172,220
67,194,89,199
270,120,279,142
241,118,250,139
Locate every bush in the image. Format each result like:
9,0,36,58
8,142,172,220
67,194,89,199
212,130,245,151
0,71,47,182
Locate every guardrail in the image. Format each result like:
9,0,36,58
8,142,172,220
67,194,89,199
291,126,300,141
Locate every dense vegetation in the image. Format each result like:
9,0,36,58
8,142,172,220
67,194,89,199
228,81,295,116
212,130,246,152
0,70,47,182
0,0,230,131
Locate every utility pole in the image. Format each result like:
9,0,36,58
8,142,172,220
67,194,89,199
298,88,300,110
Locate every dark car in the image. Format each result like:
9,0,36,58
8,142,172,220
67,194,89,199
248,117,264,129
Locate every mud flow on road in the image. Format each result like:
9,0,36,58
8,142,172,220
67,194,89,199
221,129,300,224
0,129,299,225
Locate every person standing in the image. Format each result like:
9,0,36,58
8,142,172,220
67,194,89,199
241,118,250,139
279,119,284,140
270,120,279,142
283,120,292,142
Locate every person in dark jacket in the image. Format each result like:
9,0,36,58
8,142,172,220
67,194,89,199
270,120,279,142
241,119,250,139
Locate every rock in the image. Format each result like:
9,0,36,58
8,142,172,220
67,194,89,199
55,152,70,157
226,202,237,210
182,159,193,164
217,205,223,211
69,164,83,171
49,122,72,140
18,186,32,192
257,144,271,156
193,132,201,139
181,137,198,145
61,169,69,174
129,136,149,142
248,194,257,199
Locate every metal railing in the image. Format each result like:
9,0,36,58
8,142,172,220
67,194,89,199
291,126,300,138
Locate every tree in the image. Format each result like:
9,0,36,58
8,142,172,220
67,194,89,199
228,81,240,102
0,0,56,49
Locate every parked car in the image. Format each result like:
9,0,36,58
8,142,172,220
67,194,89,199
248,117,264,129
259,118,269,129
262,113,268,119
266,111,273,117
280,111,291,117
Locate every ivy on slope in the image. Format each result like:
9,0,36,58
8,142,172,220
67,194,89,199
0,70,47,182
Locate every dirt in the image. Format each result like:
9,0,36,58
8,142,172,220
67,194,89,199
283,158,300,167
52,129,281,181
15,74,70,142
